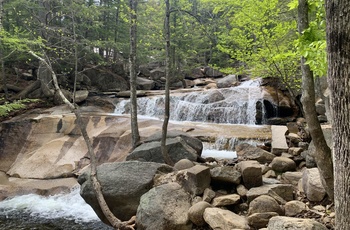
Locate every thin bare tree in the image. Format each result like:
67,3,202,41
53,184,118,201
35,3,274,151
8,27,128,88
29,51,135,230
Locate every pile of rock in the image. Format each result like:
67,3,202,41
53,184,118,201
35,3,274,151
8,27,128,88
79,126,334,230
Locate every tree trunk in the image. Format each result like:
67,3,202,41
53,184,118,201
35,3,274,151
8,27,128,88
326,0,350,228
129,0,140,149
161,0,174,166
0,0,8,100
298,0,334,200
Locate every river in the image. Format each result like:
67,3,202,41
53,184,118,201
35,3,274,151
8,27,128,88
0,79,267,228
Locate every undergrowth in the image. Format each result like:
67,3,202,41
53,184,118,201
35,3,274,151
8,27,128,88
0,98,40,117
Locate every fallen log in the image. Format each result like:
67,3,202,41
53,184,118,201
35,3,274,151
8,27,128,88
13,80,41,100
0,84,23,93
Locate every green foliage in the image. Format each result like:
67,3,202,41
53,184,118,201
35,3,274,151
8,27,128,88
0,99,40,117
294,0,327,77
211,0,300,92
0,0,328,87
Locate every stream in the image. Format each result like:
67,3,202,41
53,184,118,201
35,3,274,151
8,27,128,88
0,80,268,229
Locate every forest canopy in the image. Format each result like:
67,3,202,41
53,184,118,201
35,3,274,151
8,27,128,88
0,0,326,92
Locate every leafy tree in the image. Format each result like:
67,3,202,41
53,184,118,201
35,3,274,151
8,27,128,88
207,0,301,93
297,0,333,201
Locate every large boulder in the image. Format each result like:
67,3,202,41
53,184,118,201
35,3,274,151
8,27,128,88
210,166,241,185
301,168,326,202
136,77,155,90
126,136,200,163
284,201,308,217
85,69,129,92
267,216,328,230
238,160,263,189
202,66,224,78
248,212,279,229
203,207,249,229
188,201,212,226
78,161,174,224
217,75,239,88
247,184,294,203
270,157,296,172
136,182,192,230
236,143,276,164
212,194,241,207
143,130,203,155
181,165,211,195
248,195,284,215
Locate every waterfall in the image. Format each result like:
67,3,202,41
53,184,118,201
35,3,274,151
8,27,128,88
114,80,264,125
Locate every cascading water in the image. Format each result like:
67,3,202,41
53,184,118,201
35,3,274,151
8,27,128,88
114,79,265,125
0,185,112,230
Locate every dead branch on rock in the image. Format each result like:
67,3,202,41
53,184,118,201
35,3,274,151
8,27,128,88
29,51,135,230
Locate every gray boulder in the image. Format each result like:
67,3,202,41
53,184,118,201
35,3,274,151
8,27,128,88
236,143,276,164
210,166,241,185
127,136,199,163
212,194,241,207
284,200,308,217
248,212,279,229
136,77,155,90
203,188,216,203
136,182,192,230
239,160,263,189
202,66,224,78
281,172,303,186
248,195,283,215
217,75,239,88
302,168,326,202
270,157,296,172
247,184,294,203
78,161,173,223
181,165,211,195
174,159,195,170
144,130,203,155
85,70,129,91
188,201,212,226
204,207,249,229
267,216,328,230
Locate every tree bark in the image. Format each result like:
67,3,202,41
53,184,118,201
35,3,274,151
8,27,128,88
29,51,135,230
129,0,140,149
161,0,174,166
298,0,334,200
326,0,350,228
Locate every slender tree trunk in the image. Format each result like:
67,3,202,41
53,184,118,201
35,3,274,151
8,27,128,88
29,51,135,230
161,0,174,165
72,10,78,104
298,0,334,201
129,0,140,149
326,0,350,228
114,0,121,62
0,0,8,100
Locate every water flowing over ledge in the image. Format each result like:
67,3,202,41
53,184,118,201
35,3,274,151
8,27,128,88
114,80,265,125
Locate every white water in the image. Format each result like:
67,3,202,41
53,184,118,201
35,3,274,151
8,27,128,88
114,80,264,125
0,185,99,223
201,149,237,159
